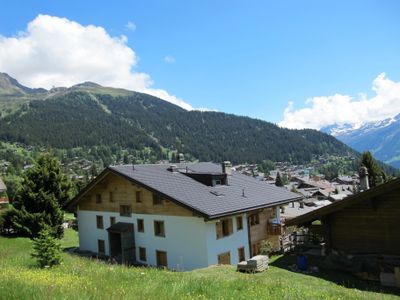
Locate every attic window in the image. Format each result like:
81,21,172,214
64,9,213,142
153,194,163,205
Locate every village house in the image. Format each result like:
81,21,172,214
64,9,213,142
285,176,400,256
0,177,8,209
69,162,301,270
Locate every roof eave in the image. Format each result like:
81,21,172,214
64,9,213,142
206,196,303,220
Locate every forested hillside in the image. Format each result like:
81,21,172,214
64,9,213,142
0,73,356,165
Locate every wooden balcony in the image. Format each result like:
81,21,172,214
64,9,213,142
267,223,283,235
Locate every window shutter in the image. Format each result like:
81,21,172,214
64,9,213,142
228,218,233,235
216,222,222,239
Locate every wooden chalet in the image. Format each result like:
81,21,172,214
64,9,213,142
286,178,400,256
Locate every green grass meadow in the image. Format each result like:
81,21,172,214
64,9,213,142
0,229,399,300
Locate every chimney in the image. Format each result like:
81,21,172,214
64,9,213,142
222,161,232,175
359,166,370,191
177,153,185,163
167,164,178,173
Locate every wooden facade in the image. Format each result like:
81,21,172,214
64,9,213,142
324,188,400,255
78,172,192,217
286,178,400,256
248,208,280,254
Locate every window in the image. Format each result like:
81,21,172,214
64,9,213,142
136,190,142,203
110,216,116,226
120,205,132,217
98,239,105,254
156,250,167,267
252,242,261,256
216,218,233,239
249,213,260,226
96,215,104,229
236,216,243,231
238,247,245,262
95,194,102,203
139,247,147,261
154,221,165,237
153,193,162,205
109,191,114,202
137,219,144,232
217,251,231,265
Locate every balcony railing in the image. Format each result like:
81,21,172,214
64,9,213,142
267,223,283,235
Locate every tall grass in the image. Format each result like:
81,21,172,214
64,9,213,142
0,229,398,300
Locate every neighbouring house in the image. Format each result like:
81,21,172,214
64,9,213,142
285,177,400,256
0,178,8,209
69,162,301,270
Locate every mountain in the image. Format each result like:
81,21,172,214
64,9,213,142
0,72,47,97
322,115,400,168
0,73,356,165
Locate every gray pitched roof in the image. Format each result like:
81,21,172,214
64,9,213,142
108,162,302,219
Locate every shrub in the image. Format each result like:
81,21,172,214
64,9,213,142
260,240,273,255
31,227,62,268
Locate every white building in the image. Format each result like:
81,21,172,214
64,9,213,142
69,162,301,271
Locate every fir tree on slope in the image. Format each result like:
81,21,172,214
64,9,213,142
360,151,386,188
275,172,284,187
31,226,62,268
10,154,73,238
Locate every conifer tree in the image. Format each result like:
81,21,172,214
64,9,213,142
360,151,386,188
31,227,62,268
11,154,72,238
275,172,284,187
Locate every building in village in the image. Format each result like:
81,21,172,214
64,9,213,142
69,162,301,270
285,177,400,256
0,178,8,209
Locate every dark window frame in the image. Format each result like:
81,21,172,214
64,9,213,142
236,216,243,230
120,205,132,217
137,219,144,232
153,193,163,206
139,247,147,262
96,215,104,229
136,190,142,203
154,220,165,237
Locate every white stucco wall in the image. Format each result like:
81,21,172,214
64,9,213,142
205,214,250,266
77,210,251,270
77,210,209,270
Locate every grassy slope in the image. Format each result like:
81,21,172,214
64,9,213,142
0,230,398,300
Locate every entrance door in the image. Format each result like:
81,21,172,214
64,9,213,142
109,232,122,262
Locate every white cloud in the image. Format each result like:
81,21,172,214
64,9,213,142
279,73,400,129
164,55,175,64
0,14,195,110
125,21,136,31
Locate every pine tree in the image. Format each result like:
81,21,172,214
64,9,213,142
275,172,284,187
360,151,385,188
11,154,72,238
31,227,62,268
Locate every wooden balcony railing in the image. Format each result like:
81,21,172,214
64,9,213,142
267,223,283,235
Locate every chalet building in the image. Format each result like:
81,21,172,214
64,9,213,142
0,178,8,209
286,177,400,256
69,162,301,270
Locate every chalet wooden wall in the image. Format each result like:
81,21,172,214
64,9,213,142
327,187,400,255
78,172,192,217
248,208,280,252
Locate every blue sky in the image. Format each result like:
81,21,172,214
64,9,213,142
1,0,400,127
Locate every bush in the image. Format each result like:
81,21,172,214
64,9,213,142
260,240,273,255
31,227,62,268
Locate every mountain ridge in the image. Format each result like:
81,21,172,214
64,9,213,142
322,115,400,168
0,72,356,164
